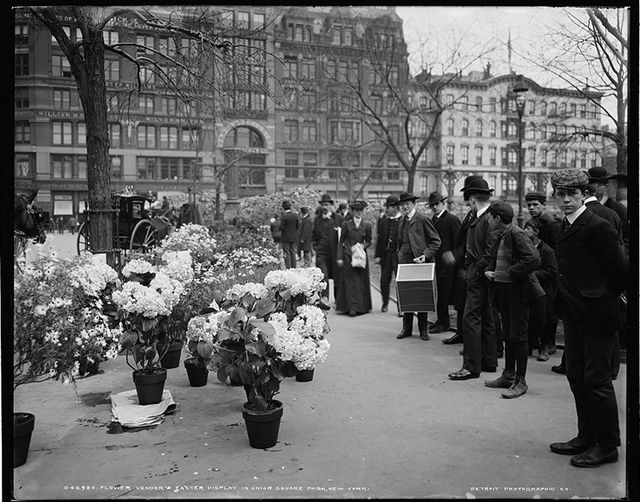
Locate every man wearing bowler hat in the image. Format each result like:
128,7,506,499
374,194,402,313
428,191,461,333
606,172,627,208
586,166,627,254
443,175,484,345
395,191,441,340
449,177,499,380
548,168,627,467
313,193,344,300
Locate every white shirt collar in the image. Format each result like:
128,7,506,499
476,205,489,218
407,208,416,219
390,212,402,219
566,204,587,224
583,196,598,205
435,209,446,219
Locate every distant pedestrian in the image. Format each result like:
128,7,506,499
312,194,344,300
297,206,314,267
336,200,372,316
280,200,299,269
69,216,77,235
374,195,401,313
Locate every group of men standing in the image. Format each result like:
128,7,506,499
373,166,628,468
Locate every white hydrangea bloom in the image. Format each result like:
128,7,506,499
122,259,155,278
227,282,269,300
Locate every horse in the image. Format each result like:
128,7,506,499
14,189,48,272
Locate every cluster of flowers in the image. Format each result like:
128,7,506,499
157,223,217,263
226,282,269,301
267,307,330,371
14,247,122,387
213,247,280,271
264,267,326,299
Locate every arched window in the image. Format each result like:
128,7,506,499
539,101,547,115
489,120,497,137
461,119,469,136
475,119,483,136
446,118,455,135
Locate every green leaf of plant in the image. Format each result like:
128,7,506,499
253,297,276,318
238,362,255,383
248,320,276,340
120,331,138,350
141,317,158,333
245,340,266,358
196,341,214,359
279,289,292,301
216,367,227,383
229,307,248,327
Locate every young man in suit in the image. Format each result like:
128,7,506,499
448,178,500,380
428,191,461,334
443,175,484,346
297,206,314,267
280,200,299,269
525,191,560,251
548,168,627,468
395,192,441,341
374,195,402,313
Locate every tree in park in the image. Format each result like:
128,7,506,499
322,13,499,193
22,6,255,261
524,8,628,180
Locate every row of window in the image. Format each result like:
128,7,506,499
283,150,401,181
444,144,600,168
440,93,600,119
442,117,594,139
136,157,201,181
49,154,122,180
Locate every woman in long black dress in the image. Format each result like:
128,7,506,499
336,200,372,316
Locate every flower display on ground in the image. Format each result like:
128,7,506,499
213,247,280,271
264,267,326,299
158,223,217,263
226,282,269,301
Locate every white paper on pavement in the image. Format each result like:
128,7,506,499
110,389,176,428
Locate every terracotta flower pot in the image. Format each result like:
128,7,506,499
184,358,208,387
159,341,184,369
295,368,315,382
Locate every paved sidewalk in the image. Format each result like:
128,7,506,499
12,285,627,499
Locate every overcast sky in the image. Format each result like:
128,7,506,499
395,6,627,128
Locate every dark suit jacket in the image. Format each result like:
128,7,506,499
312,212,343,279
397,210,441,262
557,208,628,331
465,208,500,274
374,214,401,260
432,210,461,261
604,197,628,253
279,210,299,243
533,211,560,251
297,214,313,252
584,200,622,244
453,209,475,271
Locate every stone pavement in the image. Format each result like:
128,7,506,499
12,280,627,500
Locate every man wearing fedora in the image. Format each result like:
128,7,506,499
449,177,499,380
606,172,627,208
587,166,627,254
297,206,314,267
548,168,627,467
444,175,484,346
428,191,461,333
395,191,441,341
313,193,344,300
374,195,402,313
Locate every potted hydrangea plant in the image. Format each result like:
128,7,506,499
184,309,221,387
13,249,122,466
112,258,185,404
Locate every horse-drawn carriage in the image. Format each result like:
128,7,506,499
77,193,172,255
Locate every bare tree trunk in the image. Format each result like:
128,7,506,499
75,28,115,266
406,169,416,193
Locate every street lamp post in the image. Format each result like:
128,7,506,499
513,76,529,228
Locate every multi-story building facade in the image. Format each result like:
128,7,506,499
411,67,604,200
14,6,408,217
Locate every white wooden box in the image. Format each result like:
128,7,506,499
395,263,437,313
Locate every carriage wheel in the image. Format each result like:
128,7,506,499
130,220,157,252
77,222,90,255
14,235,28,275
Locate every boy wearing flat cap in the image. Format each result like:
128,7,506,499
484,200,541,398
548,168,627,468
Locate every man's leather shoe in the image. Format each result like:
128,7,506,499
482,366,497,373
570,445,618,467
396,331,412,339
448,368,479,380
551,364,566,374
429,324,449,334
485,371,515,388
381,304,388,312
419,331,430,341
442,333,462,344
349,310,357,317
549,437,591,456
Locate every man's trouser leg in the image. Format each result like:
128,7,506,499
462,263,483,374
380,253,395,307
315,252,330,298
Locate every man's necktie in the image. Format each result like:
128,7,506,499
562,218,570,233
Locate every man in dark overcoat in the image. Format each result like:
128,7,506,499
588,166,628,254
374,195,402,313
395,192,441,341
280,200,299,269
297,206,314,267
443,175,484,345
548,168,627,468
313,193,344,300
448,178,500,380
428,191,461,333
